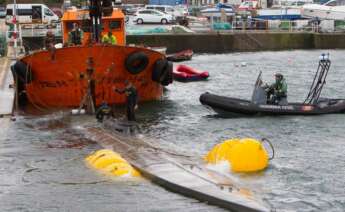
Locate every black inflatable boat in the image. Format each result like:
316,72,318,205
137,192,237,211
200,54,345,116
200,93,345,115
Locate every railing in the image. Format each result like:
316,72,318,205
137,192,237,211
18,23,62,38
5,23,62,39
209,19,345,33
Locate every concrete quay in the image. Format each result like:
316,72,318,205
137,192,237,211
0,52,15,117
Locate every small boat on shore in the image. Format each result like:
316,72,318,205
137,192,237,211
173,64,209,82
167,49,193,62
200,54,345,116
302,0,345,20
255,7,302,20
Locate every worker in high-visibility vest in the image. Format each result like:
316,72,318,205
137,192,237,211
101,31,117,45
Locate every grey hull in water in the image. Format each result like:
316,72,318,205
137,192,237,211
82,123,270,212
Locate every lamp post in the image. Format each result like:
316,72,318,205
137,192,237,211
13,0,18,58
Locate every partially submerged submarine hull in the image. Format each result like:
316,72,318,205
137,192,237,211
82,125,270,212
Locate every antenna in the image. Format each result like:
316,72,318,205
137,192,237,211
304,53,331,105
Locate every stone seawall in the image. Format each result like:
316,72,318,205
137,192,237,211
127,33,316,53
22,32,345,53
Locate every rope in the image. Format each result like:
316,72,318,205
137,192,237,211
22,41,85,112
261,138,275,160
24,44,52,112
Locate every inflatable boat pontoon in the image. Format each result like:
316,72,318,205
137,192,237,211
200,54,345,116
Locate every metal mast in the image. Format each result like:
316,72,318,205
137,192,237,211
304,53,331,105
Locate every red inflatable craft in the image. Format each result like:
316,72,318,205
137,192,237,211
173,64,209,82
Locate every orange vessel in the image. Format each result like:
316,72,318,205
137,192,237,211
12,6,173,109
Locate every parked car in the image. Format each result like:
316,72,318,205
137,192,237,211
119,4,137,15
145,5,184,17
6,4,59,24
0,6,6,18
134,9,174,24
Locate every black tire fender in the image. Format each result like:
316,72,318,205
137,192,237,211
161,61,173,86
11,60,33,83
125,51,149,75
152,58,168,82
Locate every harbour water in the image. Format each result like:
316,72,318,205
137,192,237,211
1,50,345,211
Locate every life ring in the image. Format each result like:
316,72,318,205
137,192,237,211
152,59,168,83
125,51,149,75
161,61,173,86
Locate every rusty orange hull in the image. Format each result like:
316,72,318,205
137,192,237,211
19,45,166,108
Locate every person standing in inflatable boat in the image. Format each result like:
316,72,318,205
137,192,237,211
265,73,288,105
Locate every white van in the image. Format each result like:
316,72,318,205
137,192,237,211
6,4,59,24
145,5,184,17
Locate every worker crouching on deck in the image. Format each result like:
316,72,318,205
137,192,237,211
114,80,138,121
96,102,112,122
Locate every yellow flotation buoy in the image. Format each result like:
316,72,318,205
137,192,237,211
205,138,270,173
85,149,118,163
204,138,240,164
86,149,141,177
104,162,141,177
